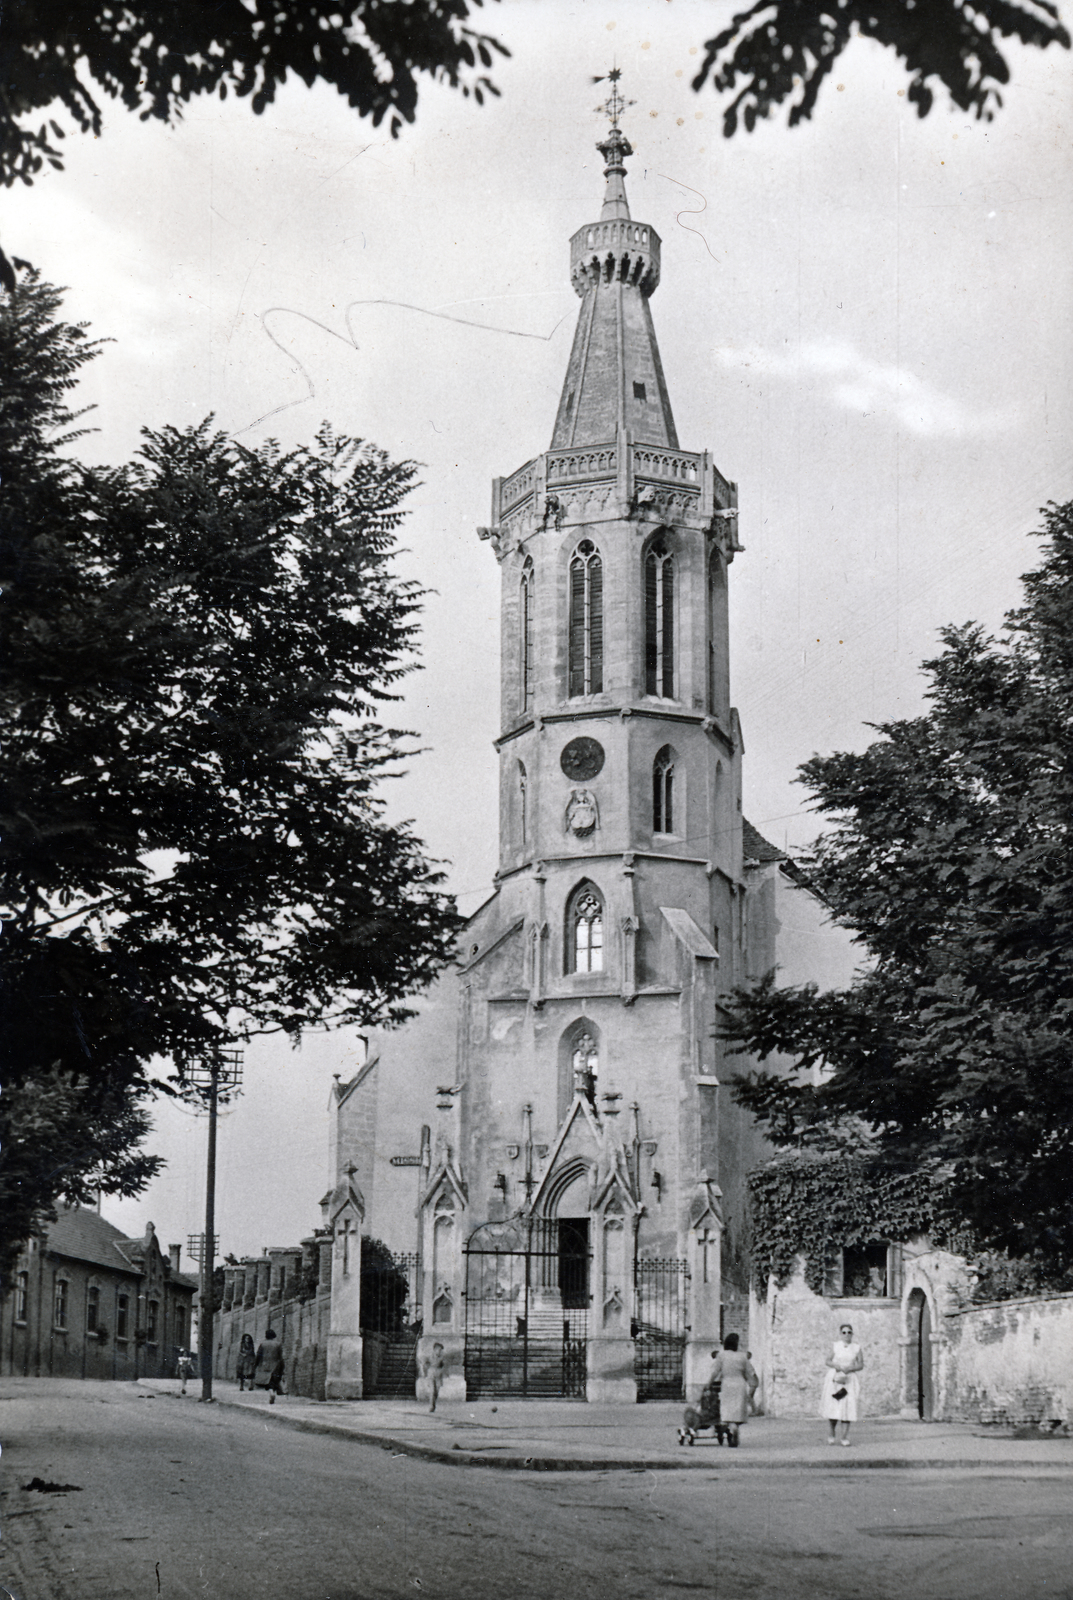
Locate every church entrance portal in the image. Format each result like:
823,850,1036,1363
907,1288,935,1419
463,1217,590,1398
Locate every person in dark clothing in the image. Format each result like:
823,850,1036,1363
255,1328,285,1404
236,1332,256,1391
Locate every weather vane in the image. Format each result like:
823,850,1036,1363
592,67,635,130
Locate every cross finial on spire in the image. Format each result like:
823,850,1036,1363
591,68,633,220
592,67,635,130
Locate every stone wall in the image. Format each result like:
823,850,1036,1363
751,1261,902,1417
944,1292,1073,1427
214,1290,331,1401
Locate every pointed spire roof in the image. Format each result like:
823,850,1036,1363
550,73,678,451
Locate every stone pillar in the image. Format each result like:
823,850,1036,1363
254,1257,270,1303
316,1233,333,1293
325,1168,365,1401
221,1265,236,1312
416,1180,466,1405
587,1204,637,1403
684,1196,723,1404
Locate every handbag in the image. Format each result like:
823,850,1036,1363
832,1385,848,1401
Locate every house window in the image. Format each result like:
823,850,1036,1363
147,1299,159,1344
825,1242,891,1299
653,745,676,834
174,1303,187,1347
645,545,674,697
520,558,534,712
15,1271,28,1324
568,541,603,697
53,1278,69,1330
86,1286,100,1333
117,1293,129,1341
567,883,604,974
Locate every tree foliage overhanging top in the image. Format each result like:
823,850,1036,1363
723,500,1073,1268
692,0,1069,136
0,0,508,188
0,273,462,1271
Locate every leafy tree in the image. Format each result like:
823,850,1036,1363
0,0,508,287
723,502,1073,1270
0,273,461,1280
693,0,1069,136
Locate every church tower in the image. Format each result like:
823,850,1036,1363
333,79,783,1406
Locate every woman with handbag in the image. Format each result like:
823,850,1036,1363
821,1322,864,1445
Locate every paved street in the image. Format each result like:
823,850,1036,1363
2,1380,1072,1600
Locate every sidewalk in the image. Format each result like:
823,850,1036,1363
137,1380,1073,1472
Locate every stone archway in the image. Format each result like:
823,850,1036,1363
905,1287,935,1419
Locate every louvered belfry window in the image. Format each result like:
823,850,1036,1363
645,544,674,698
568,541,603,697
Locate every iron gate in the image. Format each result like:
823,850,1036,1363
361,1246,421,1398
633,1257,689,1400
464,1217,590,1399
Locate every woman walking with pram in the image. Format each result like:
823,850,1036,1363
679,1333,758,1447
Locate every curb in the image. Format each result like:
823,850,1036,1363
138,1386,1073,1474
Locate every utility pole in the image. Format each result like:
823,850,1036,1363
184,1050,242,1403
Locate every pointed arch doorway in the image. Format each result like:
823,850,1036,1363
906,1288,935,1419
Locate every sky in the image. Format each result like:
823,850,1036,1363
10,0,1071,1265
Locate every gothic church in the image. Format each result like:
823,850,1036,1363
325,89,838,1404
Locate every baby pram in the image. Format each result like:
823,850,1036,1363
677,1379,737,1447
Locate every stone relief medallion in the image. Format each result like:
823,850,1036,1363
560,736,605,781
565,789,599,837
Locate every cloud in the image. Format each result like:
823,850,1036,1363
714,340,1011,437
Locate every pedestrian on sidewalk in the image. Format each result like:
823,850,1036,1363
821,1322,864,1446
421,1342,446,1413
255,1329,285,1404
706,1334,758,1448
176,1349,195,1396
236,1332,256,1392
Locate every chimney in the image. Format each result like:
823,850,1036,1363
169,1243,182,1273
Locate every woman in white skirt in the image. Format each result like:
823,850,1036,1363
821,1321,864,1446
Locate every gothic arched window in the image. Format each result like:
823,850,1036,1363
520,557,534,712
645,543,674,698
653,744,676,834
568,541,603,697
567,882,604,974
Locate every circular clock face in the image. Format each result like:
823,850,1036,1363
560,736,605,781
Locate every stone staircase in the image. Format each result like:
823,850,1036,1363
365,1337,418,1399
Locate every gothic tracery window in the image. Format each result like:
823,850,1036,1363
645,543,674,697
653,744,676,834
568,541,603,697
567,882,604,974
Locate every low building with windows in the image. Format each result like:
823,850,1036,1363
1,1207,197,1381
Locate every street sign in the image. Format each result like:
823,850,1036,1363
390,1155,423,1168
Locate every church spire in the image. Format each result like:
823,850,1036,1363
550,72,678,452
595,70,633,221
